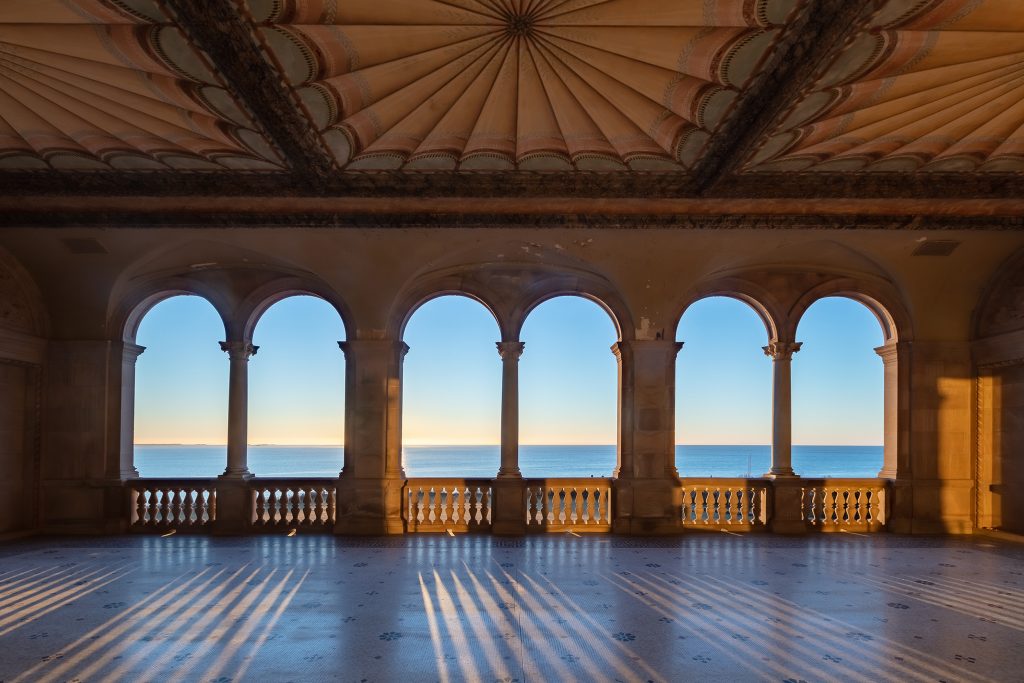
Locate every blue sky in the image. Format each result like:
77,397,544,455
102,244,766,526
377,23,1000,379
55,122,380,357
134,294,883,446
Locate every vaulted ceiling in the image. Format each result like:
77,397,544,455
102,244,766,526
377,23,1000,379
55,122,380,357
1,0,1022,227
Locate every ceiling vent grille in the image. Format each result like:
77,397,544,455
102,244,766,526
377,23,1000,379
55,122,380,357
61,237,107,254
912,240,960,257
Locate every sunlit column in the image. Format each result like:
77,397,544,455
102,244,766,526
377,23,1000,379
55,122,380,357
119,342,145,479
875,343,899,479
764,341,801,478
220,340,257,479
496,341,525,478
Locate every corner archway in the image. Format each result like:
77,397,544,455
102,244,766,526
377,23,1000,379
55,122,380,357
134,294,228,478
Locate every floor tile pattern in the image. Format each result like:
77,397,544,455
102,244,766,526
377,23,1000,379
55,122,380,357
0,535,1022,682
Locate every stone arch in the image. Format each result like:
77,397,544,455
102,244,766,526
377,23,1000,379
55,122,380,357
239,276,354,342
0,246,48,338
389,270,509,342
671,278,783,343
115,277,230,344
787,278,912,344
974,249,1024,340
510,270,632,342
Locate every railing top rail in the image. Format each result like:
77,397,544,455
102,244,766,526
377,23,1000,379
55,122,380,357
249,478,338,485
128,478,219,486
679,478,771,486
404,478,495,486
798,478,891,486
523,477,613,486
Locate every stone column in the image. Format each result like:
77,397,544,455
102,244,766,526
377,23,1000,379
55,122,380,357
764,341,801,478
118,343,145,479
219,341,257,479
875,343,900,479
612,339,684,534
335,339,408,534
496,341,525,478
493,341,527,534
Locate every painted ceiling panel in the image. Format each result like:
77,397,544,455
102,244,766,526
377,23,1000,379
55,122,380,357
0,0,282,171
250,0,797,171
747,0,1024,173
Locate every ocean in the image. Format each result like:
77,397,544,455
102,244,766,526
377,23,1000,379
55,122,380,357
134,444,882,479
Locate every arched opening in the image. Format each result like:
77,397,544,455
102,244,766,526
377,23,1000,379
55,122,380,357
134,295,228,478
793,296,885,477
402,295,501,477
248,295,346,477
675,297,772,477
519,296,618,477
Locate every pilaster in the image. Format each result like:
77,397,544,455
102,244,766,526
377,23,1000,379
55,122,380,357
612,339,684,534
335,339,407,534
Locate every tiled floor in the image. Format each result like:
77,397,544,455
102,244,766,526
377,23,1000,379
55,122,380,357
0,534,1022,682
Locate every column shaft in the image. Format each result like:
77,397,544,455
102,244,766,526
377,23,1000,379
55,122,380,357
765,342,801,478
220,341,257,479
497,341,525,478
118,343,145,479
875,343,899,479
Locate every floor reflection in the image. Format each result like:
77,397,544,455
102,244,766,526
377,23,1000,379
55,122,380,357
0,535,1021,681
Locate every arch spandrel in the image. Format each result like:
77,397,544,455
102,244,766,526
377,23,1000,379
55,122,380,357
388,269,512,343
509,270,632,343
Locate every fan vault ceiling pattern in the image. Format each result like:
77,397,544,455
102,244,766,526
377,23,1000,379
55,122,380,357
747,0,1024,173
248,0,798,171
0,0,1021,210
0,0,282,171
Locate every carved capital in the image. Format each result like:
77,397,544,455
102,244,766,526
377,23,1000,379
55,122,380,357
496,341,525,361
338,340,409,360
763,341,802,361
220,340,258,360
123,342,146,364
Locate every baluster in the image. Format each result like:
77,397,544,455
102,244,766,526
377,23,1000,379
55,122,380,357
700,489,709,524
441,487,452,524
485,487,492,524
473,487,483,525
579,489,590,524
686,489,695,523
412,487,423,524
804,488,814,524
158,489,172,525
853,490,862,523
566,488,576,525
208,488,217,523
181,489,195,526
866,489,875,524
136,488,149,526
733,489,743,524
256,489,268,525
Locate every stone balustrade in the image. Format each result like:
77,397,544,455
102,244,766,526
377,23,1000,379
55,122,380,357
403,479,493,532
801,478,888,532
128,480,216,532
680,479,770,530
251,479,336,531
124,476,892,535
524,479,613,531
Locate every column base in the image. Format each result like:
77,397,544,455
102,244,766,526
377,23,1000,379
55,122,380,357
764,468,798,479
219,470,254,481
496,469,522,480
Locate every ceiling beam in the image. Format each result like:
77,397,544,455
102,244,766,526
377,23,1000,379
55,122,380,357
692,0,885,194
161,0,338,185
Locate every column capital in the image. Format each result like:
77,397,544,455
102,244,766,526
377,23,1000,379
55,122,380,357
123,342,146,363
874,341,910,364
220,340,258,360
611,339,684,360
496,341,525,360
338,340,409,359
763,341,802,361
